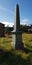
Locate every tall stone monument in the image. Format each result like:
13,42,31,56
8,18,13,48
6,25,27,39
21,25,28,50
11,4,23,49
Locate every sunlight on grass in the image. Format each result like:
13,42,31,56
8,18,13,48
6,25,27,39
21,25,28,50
0,33,32,65
0,37,12,51
0,33,32,51
22,33,32,51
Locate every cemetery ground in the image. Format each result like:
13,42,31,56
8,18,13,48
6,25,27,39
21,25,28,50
0,33,32,65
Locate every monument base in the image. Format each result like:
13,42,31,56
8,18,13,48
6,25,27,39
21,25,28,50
11,31,24,50
11,41,24,50
15,42,24,50
11,35,24,50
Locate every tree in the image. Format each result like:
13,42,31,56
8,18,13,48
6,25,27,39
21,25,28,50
5,25,10,35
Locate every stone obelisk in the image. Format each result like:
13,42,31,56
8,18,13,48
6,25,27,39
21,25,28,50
11,4,23,49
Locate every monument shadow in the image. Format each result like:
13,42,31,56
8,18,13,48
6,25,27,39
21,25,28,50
0,49,31,65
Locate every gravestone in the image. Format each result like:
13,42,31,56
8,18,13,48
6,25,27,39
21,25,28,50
11,4,23,49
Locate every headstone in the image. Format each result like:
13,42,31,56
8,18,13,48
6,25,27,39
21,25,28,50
11,4,23,49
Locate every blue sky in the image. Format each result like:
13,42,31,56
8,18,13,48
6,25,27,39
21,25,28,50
0,0,32,26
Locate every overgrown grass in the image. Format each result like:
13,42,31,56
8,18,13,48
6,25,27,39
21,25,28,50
22,33,32,51
0,33,32,65
0,33,32,51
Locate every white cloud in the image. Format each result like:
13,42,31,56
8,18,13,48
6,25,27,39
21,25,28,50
21,18,29,25
0,21,14,27
0,6,14,27
0,18,29,27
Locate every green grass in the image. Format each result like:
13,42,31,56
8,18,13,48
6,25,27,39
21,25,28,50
0,37,12,50
0,33,32,51
22,33,32,51
0,33,32,65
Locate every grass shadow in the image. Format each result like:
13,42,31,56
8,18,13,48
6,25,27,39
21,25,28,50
15,42,32,54
0,49,32,65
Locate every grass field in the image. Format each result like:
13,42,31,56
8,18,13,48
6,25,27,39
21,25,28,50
22,33,32,51
0,33,32,65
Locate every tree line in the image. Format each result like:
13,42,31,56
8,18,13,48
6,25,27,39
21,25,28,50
5,24,32,35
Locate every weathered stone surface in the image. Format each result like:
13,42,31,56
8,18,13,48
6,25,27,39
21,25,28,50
11,4,23,49
14,4,20,31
